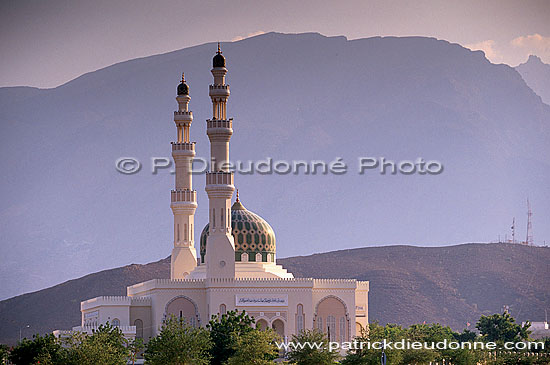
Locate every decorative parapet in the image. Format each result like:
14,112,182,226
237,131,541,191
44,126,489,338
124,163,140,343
312,278,358,289
207,119,232,129
130,297,152,306
208,85,230,97
171,189,197,203
174,111,193,122
127,278,206,296
125,277,363,296
206,171,234,185
81,295,138,311
171,142,195,152
209,85,230,91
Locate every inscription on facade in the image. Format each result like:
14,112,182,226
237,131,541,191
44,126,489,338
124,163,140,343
235,294,288,306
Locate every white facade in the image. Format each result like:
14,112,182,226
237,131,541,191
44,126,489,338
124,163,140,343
60,45,369,342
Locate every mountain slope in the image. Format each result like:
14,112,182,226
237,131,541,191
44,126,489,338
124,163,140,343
1,32,550,300
516,55,550,105
0,243,548,345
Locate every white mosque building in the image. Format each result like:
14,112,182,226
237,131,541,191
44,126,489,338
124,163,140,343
57,45,369,342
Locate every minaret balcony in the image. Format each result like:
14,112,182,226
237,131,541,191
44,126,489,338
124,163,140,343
174,111,193,122
206,171,234,186
207,119,232,129
171,142,195,152
208,84,230,97
171,189,197,203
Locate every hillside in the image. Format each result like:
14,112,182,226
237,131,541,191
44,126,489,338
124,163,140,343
1,243,548,345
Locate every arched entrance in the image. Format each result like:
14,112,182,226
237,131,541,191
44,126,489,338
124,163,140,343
315,296,349,342
165,296,199,327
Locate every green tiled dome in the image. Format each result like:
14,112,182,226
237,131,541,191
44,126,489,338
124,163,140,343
200,199,276,263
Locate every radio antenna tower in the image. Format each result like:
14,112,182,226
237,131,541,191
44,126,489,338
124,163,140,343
526,199,533,245
511,217,516,244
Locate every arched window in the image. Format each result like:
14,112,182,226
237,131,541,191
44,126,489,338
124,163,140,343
111,318,120,327
219,304,227,315
256,319,268,331
296,304,304,334
327,315,336,341
134,319,143,339
317,316,323,331
340,317,346,343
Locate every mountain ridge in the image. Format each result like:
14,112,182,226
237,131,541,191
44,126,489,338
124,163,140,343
1,32,549,301
516,54,550,105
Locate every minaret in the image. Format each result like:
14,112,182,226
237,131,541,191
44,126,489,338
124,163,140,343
170,73,198,279
205,44,236,278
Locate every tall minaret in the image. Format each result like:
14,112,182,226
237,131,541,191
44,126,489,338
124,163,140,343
205,44,236,278
170,73,198,279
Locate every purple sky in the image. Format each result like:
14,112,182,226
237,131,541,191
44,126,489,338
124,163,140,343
1,0,549,88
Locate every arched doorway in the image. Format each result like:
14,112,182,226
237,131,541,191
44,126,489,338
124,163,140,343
272,319,285,337
165,296,199,327
315,296,348,342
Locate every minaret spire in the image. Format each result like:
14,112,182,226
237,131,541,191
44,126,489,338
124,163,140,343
205,45,235,279
170,72,198,279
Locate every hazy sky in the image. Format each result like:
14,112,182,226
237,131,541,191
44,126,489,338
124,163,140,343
1,0,550,88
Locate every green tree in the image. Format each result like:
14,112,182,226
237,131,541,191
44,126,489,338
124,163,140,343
144,316,211,365
453,329,478,342
343,322,483,365
287,329,339,365
207,310,254,365
226,327,280,365
9,333,65,365
67,323,128,365
0,344,10,365
342,322,406,365
476,312,530,343
126,337,144,365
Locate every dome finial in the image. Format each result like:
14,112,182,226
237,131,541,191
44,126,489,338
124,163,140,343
177,72,189,95
236,189,239,202
213,43,226,67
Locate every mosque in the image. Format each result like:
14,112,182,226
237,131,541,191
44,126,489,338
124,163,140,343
57,45,369,342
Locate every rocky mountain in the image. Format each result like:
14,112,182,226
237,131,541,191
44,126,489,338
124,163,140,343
516,55,550,105
0,243,548,345
1,32,549,301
